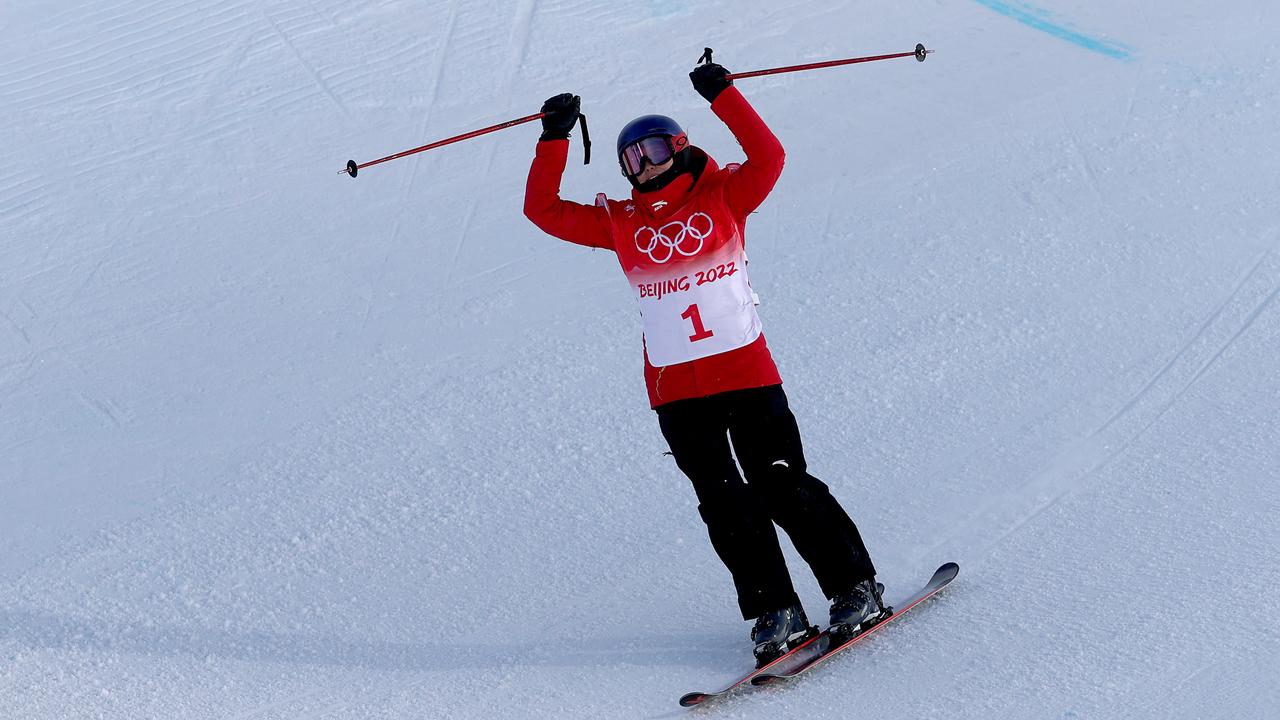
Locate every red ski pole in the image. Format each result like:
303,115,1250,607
703,44,931,81
341,112,591,178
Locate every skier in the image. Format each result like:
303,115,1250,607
523,61,888,666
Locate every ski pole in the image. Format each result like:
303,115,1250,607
340,112,591,178
698,44,932,81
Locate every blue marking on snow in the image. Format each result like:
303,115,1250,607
972,0,1133,60
647,0,688,18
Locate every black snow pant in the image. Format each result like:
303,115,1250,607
656,384,877,620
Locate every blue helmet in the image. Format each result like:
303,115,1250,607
616,114,691,189
616,114,687,157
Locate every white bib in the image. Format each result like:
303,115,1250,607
623,211,762,366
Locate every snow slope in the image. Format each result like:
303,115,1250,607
2,0,1278,717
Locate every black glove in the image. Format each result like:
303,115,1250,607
690,63,732,103
539,93,580,141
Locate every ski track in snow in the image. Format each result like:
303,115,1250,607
3,0,1280,718
928,231,1280,561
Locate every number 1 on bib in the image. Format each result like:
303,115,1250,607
681,303,715,342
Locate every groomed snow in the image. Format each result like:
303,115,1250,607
2,0,1278,717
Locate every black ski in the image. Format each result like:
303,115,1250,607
678,573,925,708
677,626,825,708
750,562,959,686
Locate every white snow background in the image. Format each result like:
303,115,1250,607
3,0,1279,717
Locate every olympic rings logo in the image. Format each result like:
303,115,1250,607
634,212,714,264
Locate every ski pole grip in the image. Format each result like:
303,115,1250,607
577,113,591,165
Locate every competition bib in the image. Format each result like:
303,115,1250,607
619,208,762,367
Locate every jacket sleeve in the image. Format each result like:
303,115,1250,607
523,139,615,251
710,86,785,219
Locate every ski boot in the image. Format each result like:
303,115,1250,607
751,603,817,668
828,578,892,642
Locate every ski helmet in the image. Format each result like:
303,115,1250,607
616,114,690,190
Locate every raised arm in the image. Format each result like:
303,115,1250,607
690,65,786,219
523,93,614,251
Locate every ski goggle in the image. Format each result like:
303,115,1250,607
619,133,688,176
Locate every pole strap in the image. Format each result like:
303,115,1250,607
577,113,591,165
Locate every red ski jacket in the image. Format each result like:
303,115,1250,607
524,86,786,408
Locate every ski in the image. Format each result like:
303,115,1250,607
677,626,826,707
677,583,884,708
750,562,959,686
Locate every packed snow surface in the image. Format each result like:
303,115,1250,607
3,0,1278,717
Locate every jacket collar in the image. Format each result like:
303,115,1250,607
630,147,718,221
